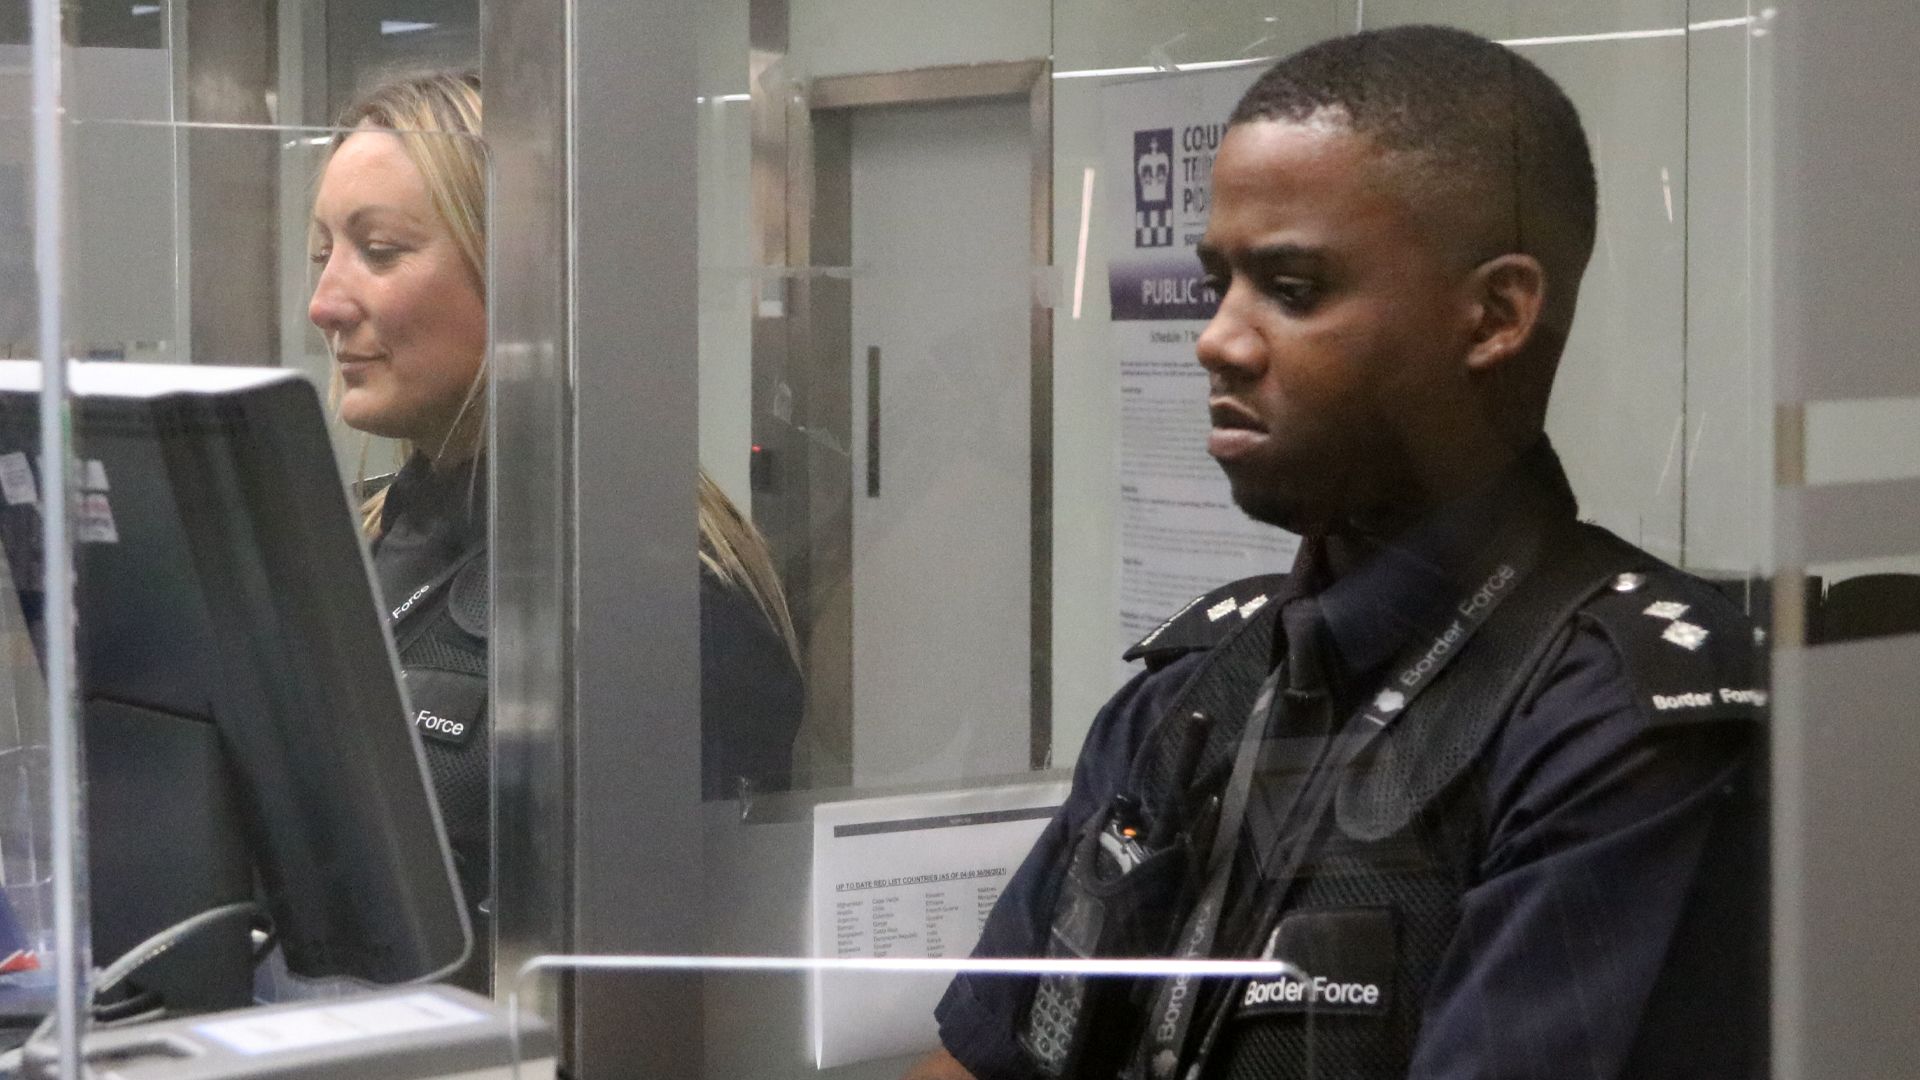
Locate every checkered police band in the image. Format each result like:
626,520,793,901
1134,128,1174,249
1136,208,1173,248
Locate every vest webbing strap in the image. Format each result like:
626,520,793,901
1174,521,1645,1078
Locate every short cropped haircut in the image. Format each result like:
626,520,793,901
1231,25,1597,304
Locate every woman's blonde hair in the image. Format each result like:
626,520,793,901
327,72,801,666
699,474,801,668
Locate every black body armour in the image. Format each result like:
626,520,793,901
1047,520,1761,1080
365,463,491,991
388,546,489,993
394,546,490,914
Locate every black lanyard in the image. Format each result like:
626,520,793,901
1138,546,1536,1080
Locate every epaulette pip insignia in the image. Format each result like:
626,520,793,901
1124,573,1293,666
1583,568,1767,727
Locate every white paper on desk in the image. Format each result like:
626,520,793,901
810,780,1069,1069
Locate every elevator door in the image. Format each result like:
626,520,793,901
848,96,1032,787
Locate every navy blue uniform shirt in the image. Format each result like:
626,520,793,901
935,443,1764,1079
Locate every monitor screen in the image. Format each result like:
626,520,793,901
0,361,470,1003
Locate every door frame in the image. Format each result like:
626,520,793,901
751,59,1054,788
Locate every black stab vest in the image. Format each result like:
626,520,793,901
1104,521,1754,1079
392,545,491,993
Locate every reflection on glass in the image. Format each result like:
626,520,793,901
308,74,804,996
689,11,1772,1077
697,472,805,800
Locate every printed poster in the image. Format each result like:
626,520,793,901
1105,69,1302,658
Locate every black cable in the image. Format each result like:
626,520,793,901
92,988,162,1025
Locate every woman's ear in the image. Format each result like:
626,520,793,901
1463,254,1548,373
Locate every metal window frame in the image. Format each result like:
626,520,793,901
754,56,1056,786
486,0,704,1073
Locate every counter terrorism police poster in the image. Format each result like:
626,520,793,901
1105,69,1300,658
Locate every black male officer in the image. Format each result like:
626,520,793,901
908,24,1765,1080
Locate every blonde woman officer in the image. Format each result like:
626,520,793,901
308,72,804,988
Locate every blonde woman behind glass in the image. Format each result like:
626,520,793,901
308,71,803,987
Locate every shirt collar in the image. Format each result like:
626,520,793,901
381,451,487,552
1303,439,1576,691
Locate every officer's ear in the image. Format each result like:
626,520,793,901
1462,254,1548,373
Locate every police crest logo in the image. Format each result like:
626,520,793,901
1133,129,1175,248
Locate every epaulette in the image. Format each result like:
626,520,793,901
1580,565,1767,726
447,547,489,639
1123,573,1293,666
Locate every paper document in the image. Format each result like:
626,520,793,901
810,780,1068,1068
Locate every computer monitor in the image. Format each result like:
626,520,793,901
0,361,470,1011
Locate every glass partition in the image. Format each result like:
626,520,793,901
698,0,1776,803
10,0,1857,1076
15,104,490,1030
679,2,1778,1078
1764,7,1920,1073
3,1,496,1071
0,12,84,1069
